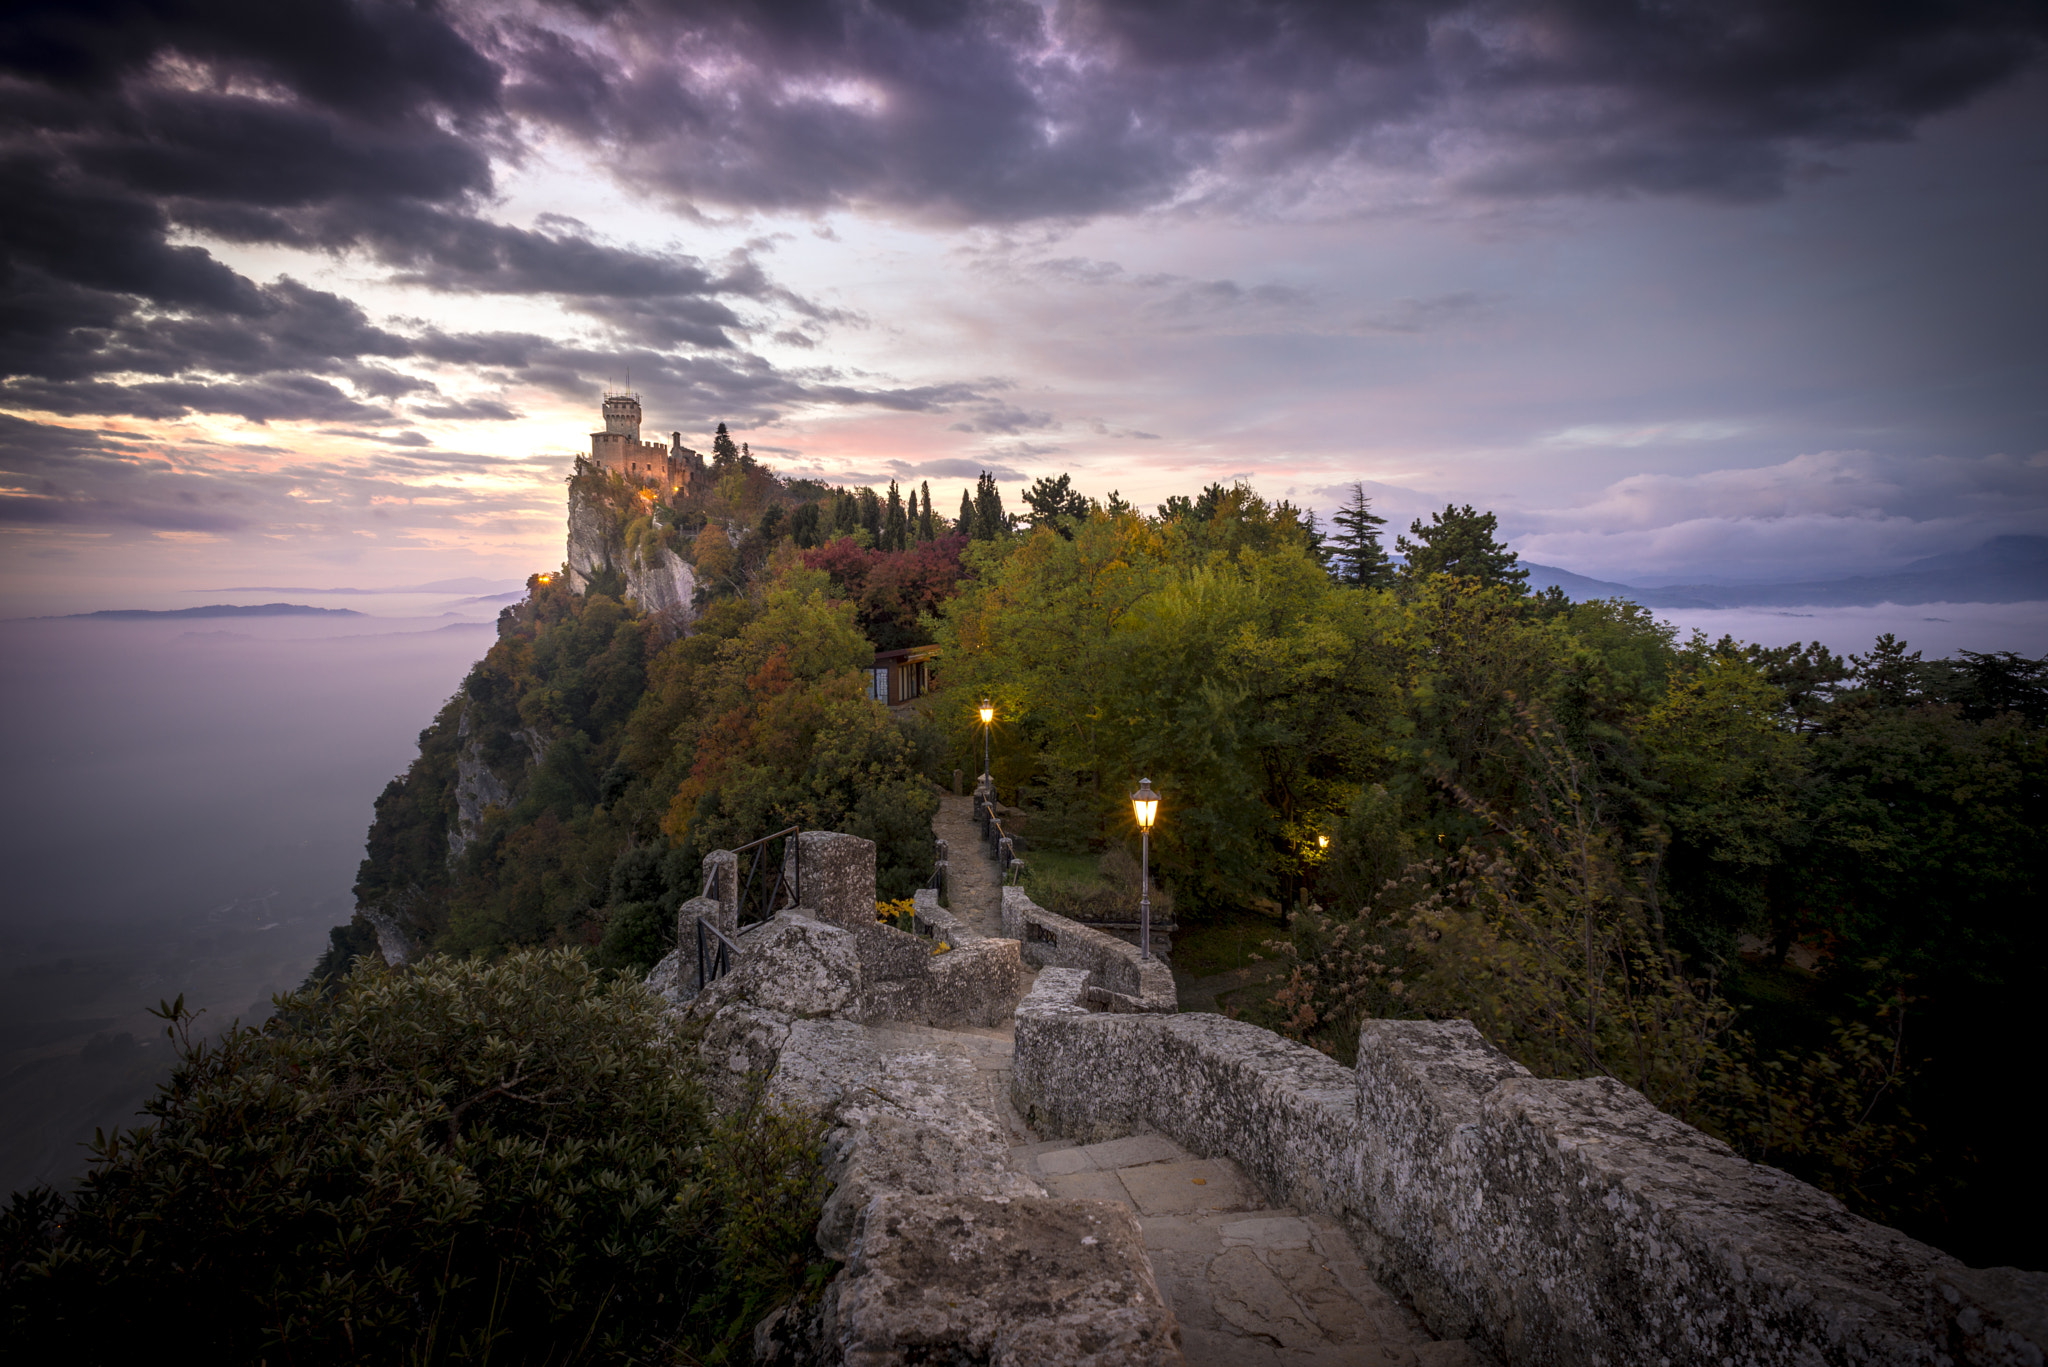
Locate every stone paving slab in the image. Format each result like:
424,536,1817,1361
933,792,1004,938
1137,1209,1469,1367
1117,1159,1257,1216
1003,1126,1490,1367
1044,1132,1188,1173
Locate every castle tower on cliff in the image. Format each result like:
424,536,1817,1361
590,391,701,496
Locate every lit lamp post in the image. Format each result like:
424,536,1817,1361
978,698,994,796
1131,778,1160,960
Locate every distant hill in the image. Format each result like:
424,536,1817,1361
57,603,365,620
1524,535,2048,608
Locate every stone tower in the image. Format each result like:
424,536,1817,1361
590,391,695,494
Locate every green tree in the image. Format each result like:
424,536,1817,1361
918,481,936,541
971,471,1005,541
1396,503,1528,590
1330,483,1394,588
1022,473,1090,538
884,480,907,551
712,420,741,471
957,487,974,536
1640,646,1808,963
2,951,827,1364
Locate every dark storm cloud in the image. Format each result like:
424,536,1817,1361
0,0,856,433
507,0,2048,219
3,0,2041,486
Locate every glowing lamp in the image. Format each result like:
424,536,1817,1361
1131,777,1159,831
1317,834,1329,849
978,699,994,726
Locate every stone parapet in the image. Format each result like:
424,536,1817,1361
1002,886,1175,1013
1011,991,2048,1367
826,1195,1182,1367
783,831,877,932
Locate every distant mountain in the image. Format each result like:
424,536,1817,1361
57,603,365,620
1524,535,2048,608
211,578,520,595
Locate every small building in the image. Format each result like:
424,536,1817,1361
590,391,702,498
867,645,938,707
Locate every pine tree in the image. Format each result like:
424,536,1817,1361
1395,504,1527,590
859,487,882,543
1331,483,1394,588
958,488,974,536
918,481,936,541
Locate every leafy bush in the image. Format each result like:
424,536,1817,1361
3,950,827,1365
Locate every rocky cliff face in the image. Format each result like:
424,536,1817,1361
626,545,698,622
563,483,698,628
564,484,613,592
448,703,512,865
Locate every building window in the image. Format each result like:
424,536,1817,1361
868,668,888,702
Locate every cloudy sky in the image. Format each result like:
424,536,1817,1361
4,0,2046,611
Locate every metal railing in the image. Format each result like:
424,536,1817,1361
974,793,1024,881
702,825,803,930
691,825,802,990
695,916,740,991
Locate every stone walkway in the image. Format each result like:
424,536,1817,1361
881,1018,1484,1367
932,791,1004,938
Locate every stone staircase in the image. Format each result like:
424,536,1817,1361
859,1019,1483,1367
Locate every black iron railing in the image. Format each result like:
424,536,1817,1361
702,825,803,930
974,794,1024,882
691,826,802,991
695,916,740,991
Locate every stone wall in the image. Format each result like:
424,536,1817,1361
1012,980,2048,1367
784,831,878,933
1002,886,1176,1013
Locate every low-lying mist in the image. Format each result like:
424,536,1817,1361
0,615,492,1196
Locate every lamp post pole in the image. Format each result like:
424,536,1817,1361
1140,824,1151,960
978,698,994,795
1131,778,1159,961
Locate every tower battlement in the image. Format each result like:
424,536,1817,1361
590,393,700,496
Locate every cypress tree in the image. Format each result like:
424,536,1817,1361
885,481,907,550
958,488,974,536
711,422,740,471
859,486,882,542
919,481,936,541
971,472,1004,541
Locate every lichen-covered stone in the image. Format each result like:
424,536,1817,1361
855,921,1025,1029
685,914,863,1023
1009,990,2048,1367
1003,887,1174,1012
643,946,693,1008
828,1195,1184,1367
671,895,727,980
692,1001,794,1111
817,1041,1044,1259
784,831,878,931
1014,999,1356,1208
767,1017,877,1113
699,852,739,938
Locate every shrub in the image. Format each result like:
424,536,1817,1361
2,950,826,1365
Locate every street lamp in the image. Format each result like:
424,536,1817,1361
978,698,994,794
1131,777,1160,960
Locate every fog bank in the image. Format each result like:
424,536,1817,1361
0,616,491,1195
